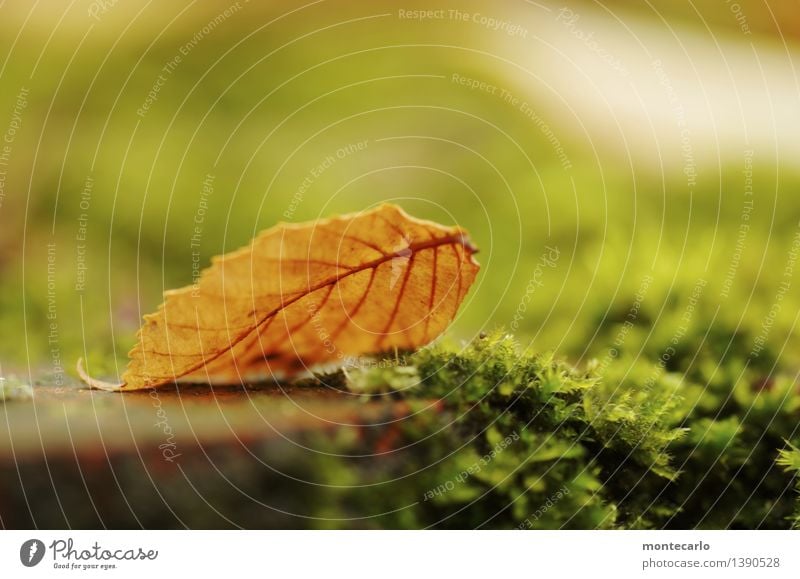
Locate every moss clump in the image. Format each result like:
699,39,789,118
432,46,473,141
0,376,33,402
777,443,800,528
336,331,799,529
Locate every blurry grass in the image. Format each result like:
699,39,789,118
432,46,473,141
1,0,799,385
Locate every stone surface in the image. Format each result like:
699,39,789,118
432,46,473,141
0,378,422,528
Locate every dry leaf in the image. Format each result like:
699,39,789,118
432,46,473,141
78,204,479,391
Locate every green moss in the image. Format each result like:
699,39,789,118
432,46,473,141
777,442,800,528
332,330,800,529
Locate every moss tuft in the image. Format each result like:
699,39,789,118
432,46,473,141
329,330,800,529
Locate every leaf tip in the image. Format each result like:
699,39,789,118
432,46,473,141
459,232,479,255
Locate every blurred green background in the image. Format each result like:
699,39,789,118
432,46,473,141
1,0,799,384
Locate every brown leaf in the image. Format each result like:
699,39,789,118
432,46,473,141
78,204,479,391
